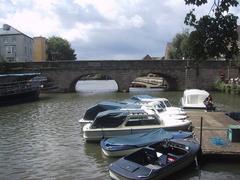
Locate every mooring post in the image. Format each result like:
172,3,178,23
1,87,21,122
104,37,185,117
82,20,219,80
200,117,203,148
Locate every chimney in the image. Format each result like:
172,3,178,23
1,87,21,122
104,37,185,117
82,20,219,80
3,24,11,31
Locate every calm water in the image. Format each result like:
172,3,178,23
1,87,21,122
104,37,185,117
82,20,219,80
0,80,240,180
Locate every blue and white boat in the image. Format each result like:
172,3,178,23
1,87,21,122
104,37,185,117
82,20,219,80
83,109,192,142
109,138,200,180
101,129,192,157
79,101,140,126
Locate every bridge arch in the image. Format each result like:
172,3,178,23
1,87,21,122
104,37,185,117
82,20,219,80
69,73,119,92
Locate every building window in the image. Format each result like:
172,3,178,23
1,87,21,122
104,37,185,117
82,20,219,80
3,37,8,43
12,36,16,42
6,46,16,55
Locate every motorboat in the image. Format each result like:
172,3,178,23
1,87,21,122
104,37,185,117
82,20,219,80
181,89,210,109
78,101,140,126
79,98,188,127
127,95,187,116
0,73,41,106
109,138,200,180
141,102,188,121
82,109,192,142
101,129,193,157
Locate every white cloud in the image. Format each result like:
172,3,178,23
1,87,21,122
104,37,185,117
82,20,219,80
0,9,60,37
73,0,121,20
118,15,145,29
60,22,99,42
0,0,239,60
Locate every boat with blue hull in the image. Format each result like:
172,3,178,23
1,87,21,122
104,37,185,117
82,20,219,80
109,138,200,180
101,129,193,157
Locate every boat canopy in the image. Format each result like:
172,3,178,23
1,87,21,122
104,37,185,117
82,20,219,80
0,73,41,83
91,109,147,128
130,95,154,101
103,129,173,147
183,89,209,105
83,101,139,120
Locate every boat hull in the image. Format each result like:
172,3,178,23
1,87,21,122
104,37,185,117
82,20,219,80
83,121,192,142
101,130,193,157
0,90,40,106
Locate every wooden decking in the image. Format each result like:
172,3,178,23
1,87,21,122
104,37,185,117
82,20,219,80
187,111,240,157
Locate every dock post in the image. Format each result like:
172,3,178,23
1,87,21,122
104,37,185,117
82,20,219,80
200,117,203,148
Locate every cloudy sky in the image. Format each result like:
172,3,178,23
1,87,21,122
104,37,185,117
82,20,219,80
0,0,239,60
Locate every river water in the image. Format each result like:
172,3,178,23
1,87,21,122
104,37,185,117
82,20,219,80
0,80,240,180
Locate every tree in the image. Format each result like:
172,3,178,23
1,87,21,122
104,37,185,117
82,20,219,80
184,0,239,60
169,30,191,59
46,36,76,61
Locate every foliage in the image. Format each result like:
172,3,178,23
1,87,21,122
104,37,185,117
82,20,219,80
214,80,240,94
169,30,191,59
46,36,76,61
184,0,239,60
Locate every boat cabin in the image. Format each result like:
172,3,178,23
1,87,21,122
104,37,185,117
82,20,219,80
83,101,140,121
91,109,161,129
181,89,209,109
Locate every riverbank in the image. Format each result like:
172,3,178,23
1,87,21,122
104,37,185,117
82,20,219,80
215,80,240,95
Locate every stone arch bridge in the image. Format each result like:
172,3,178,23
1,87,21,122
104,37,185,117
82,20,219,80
0,60,239,92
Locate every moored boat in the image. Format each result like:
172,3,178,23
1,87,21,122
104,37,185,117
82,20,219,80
109,138,200,180
101,129,193,157
0,73,41,106
181,89,213,109
128,95,187,116
226,112,240,121
79,101,140,126
82,109,192,142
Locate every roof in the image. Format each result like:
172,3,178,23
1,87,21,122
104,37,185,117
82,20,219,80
183,89,209,96
0,24,32,39
142,55,161,60
0,73,40,77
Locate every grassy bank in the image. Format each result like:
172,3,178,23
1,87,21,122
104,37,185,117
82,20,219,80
214,80,240,95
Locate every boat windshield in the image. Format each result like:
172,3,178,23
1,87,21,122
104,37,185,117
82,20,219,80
187,95,206,104
157,101,166,108
163,100,171,107
125,115,160,126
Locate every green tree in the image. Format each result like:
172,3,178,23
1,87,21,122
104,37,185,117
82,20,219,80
184,0,239,60
169,30,191,59
46,36,76,61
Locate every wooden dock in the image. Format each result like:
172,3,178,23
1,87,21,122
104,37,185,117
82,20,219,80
187,111,240,157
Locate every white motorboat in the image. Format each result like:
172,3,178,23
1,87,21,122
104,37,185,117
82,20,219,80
79,98,188,127
128,95,187,116
82,109,192,142
181,89,210,109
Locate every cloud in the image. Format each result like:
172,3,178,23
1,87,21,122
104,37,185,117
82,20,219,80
0,0,239,60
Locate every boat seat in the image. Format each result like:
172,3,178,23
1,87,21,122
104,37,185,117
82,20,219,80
144,147,158,164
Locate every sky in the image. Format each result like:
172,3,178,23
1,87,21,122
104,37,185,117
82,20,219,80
0,0,239,60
